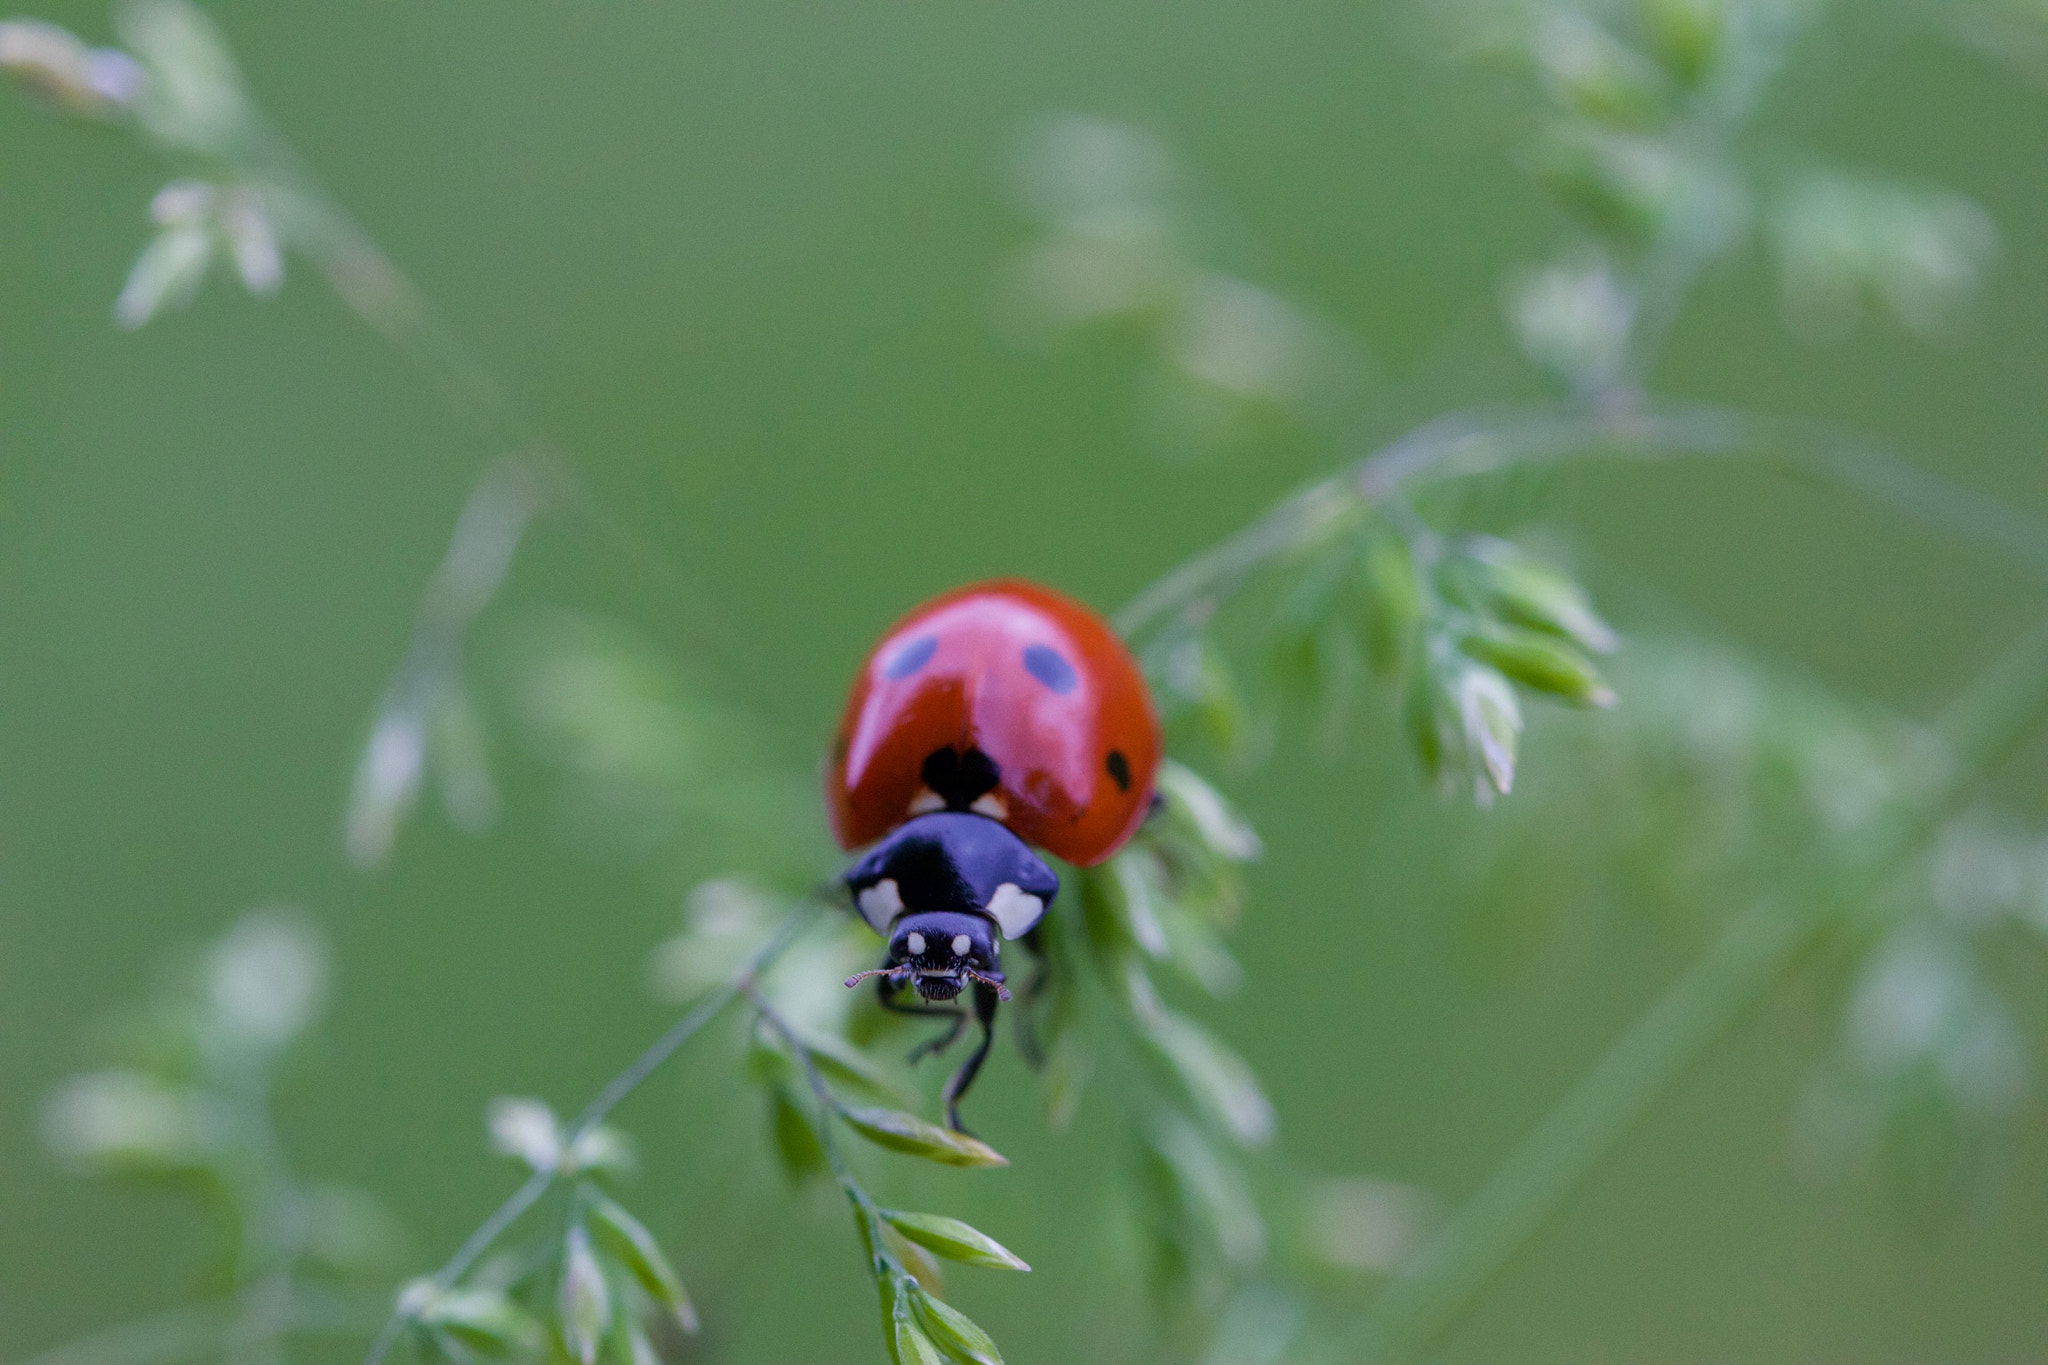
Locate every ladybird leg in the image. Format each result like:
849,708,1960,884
876,977,967,1063
941,981,1002,1134
905,1010,968,1065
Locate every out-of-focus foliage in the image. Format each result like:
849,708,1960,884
382,1093,698,1365
347,461,552,870
1768,170,1998,343
40,912,400,1357
505,612,827,888
6,1,2048,1364
1939,0,2048,85
1001,113,1364,455
1442,633,2048,1212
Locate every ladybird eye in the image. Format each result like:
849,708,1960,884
951,933,972,957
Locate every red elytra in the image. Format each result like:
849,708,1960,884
828,579,1161,868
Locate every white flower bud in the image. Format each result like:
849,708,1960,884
564,1124,635,1176
149,178,215,227
117,0,249,151
1307,1177,1438,1272
559,1224,612,1365
1168,274,1313,403
346,702,428,868
1509,258,1636,393
486,1096,563,1171
40,1069,209,1171
113,223,212,330
207,909,327,1049
394,1277,440,1320
1457,665,1522,803
82,46,144,106
1155,760,1261,862
118,181,289,328
220,187,282,295
650,878,778,1003
0,21,139,116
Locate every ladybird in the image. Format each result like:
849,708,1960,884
831,579,1161,1130
828,578,1161,864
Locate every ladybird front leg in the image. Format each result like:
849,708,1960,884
906,1016,968,1065
941,980,1002,1135
875,974,968,1062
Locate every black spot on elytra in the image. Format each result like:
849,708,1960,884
882,634,938,679
1022,643,1078,694
1106,750,1131,792
922,746,1001,810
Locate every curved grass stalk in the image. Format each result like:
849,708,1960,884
1117,400,2048,642
263,173,707,624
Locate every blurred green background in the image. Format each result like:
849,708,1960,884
4,3,2048,1362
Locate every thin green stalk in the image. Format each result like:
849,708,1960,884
1344,617,2048,1363
743,985,894,1278
1116,401,2048,641
561,900,811,1138
276,180,704,622
360,902,822,1365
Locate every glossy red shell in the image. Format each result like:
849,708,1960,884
828,579,1161,867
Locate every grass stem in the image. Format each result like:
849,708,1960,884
360,901,822,1365
1344,617,2048,1363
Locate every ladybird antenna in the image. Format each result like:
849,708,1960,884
844,966,906,989
964,969,1012,1002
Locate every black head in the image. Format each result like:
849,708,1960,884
886,910,1000,1002
845,909,1009,1002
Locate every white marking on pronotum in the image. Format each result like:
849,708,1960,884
906,931,926,956
986,882,1046,939
908,787,944,815
857,878,904,934
951,933,972,957
970,793,1008,820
